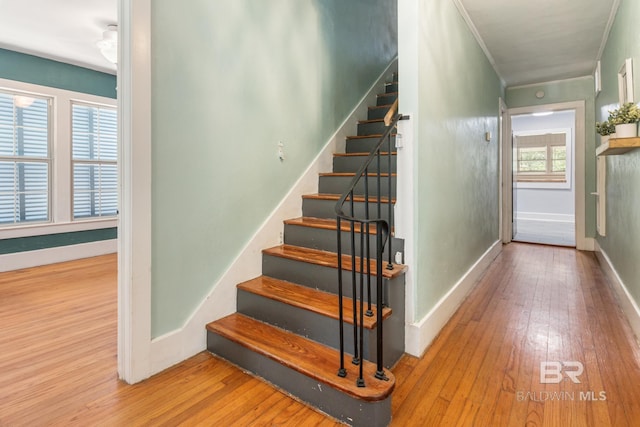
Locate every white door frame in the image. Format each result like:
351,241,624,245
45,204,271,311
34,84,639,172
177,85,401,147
499,98,511,243
505,101,590,250
117,0,153,384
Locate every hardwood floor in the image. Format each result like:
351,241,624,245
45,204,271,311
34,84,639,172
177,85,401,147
1,243,639,426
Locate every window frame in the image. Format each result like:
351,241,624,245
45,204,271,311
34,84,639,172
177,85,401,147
514,128,572,190
0,89,53,227
0,78,117,240
71,100,118,221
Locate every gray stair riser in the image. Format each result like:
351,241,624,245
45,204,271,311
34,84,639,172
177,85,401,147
357,121,388,136
284,224,404,260
368,106,391,120
262,254,400,304
385,82,398,93
346,136,396,153
377,93,397,106
302,199,393,223
333,155,396,174
318,175,396,199
237,289,382,363
206,333,392,426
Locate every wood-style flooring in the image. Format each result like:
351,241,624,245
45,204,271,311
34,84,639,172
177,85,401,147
1,243,639,426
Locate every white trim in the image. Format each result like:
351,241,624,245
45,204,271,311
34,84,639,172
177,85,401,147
0,218,116,239
501,100,513,244
515,212,574,223
595,241,640,345
451,0,505,88
146,60,399,376
498,98,507,243
596,0,622,62
508,101,588,251
117,0,153,384
0,239,116,272
405,240,502,357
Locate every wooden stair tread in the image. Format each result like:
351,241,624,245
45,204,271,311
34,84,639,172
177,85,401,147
346,134,397,140
319,172,396,177
333,152,396,157
238,276,391,329
284,216,395,234
302,193,396,204
358,118,385,124
206,313,395,401
263,244,406,279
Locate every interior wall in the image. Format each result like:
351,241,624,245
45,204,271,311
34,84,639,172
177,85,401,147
505,76,597,238
150,0,398,338
511,110,576,219
0,49,117,256
400,0,503,322
595,0,640,307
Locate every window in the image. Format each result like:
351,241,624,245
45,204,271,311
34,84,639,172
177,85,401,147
72,103,118,219
515,133,567,183
0,91,50,226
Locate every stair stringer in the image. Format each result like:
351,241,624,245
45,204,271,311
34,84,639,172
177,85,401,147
146,59,399,377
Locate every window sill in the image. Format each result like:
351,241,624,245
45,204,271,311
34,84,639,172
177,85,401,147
0,218,117,240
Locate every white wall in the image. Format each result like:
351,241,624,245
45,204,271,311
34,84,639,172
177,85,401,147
511,110,575,220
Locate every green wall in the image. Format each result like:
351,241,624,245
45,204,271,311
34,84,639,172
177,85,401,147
595,0,640,307
0,48,117,99
150,0,398,337
400,0,503,321
506,77,597,238
0,49,117,254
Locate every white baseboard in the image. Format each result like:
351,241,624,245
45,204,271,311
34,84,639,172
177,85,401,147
594,241,640,345
148,59,399,376
405,240,502,357
0,239,117,272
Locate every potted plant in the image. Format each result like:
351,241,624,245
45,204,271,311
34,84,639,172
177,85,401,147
609,102,640,138
596,119,616,144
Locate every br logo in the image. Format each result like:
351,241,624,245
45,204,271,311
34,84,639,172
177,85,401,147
540,361,584,384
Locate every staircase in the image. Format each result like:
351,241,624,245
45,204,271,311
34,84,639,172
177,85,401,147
206,73,405,426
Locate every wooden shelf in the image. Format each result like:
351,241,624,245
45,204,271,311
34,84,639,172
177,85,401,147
596,137,640,156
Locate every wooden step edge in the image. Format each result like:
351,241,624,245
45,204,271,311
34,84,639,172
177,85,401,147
284,216,397,235
319,172,397,178
237,276,391,329
333,152,396,157
263,244,407,279
301,193,396,204
346,133,397,140
358,118,385,124
206,313,395,402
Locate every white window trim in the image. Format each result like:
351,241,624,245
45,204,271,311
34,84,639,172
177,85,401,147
514,127,573,190
0,77,117,239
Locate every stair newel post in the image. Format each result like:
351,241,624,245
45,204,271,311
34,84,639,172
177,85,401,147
386,131,394,271
374,223,388,381
357,220,366,387
349,191,359,366
336,217,347,378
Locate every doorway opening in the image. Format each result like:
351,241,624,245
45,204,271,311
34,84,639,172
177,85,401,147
511,109,576,247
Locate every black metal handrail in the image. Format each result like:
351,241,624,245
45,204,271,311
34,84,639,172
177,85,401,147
334,111,404,388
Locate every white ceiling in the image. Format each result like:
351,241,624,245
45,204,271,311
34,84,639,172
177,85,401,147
0,0,621,85
0,0,117,75
458,0,620,86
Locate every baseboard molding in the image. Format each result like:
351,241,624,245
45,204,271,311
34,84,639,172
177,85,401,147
405,240,502,357
0,239,117,272
149,59,400,375
594,241,640,345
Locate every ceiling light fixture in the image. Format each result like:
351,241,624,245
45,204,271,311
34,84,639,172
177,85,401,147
97,24,118,65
